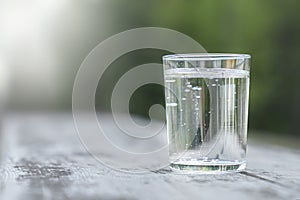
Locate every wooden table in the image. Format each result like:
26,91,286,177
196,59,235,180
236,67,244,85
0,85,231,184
0,113,299,200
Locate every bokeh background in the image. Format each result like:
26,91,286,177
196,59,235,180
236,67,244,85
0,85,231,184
0,0,300,145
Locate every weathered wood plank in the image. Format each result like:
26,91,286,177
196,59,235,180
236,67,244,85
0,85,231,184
0,113,299,200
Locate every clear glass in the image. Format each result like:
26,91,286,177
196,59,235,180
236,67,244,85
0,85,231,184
163,53,250,172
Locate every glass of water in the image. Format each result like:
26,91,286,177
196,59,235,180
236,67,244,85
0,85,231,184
163,53,250,172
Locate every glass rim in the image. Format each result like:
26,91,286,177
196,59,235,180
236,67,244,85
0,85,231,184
163,53,251,61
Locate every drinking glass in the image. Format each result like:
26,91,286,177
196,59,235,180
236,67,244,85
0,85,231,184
163,53,250,172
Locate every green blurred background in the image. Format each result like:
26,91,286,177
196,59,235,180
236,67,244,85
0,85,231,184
1,0,300,141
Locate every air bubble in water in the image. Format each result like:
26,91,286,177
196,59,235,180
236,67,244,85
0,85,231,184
192,87,202,91
166,103,177,107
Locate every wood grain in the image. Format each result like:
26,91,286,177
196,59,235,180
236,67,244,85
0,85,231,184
0,113,299,200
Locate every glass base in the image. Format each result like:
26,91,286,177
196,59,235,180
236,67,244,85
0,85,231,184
170,159,246,173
